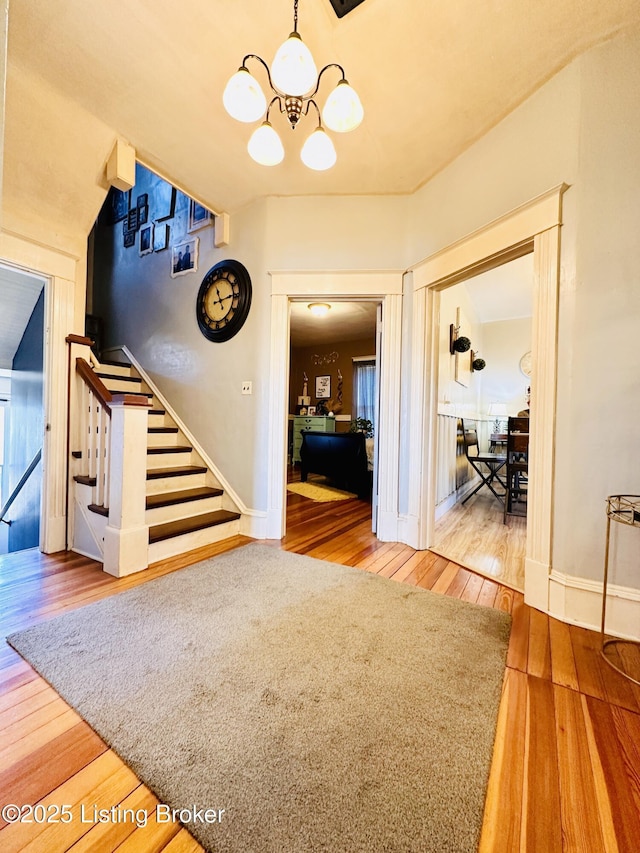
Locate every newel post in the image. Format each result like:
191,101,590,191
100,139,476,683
103,396,150,577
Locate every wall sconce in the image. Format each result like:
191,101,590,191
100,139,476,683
471,351,486,371
449,324,472,354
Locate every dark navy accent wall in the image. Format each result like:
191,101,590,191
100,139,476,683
6,288,44,552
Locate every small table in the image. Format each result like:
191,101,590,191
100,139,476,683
600,495,640,686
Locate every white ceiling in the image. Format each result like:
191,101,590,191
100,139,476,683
0,268,45,370
290,253,533,346
4,0,640,238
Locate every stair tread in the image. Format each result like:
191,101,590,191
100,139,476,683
146,487,223,509
149,409,166,415
147,465,207,480
98,359,132,369
74,475,97,487
88,503,108,517
148,426,179,434
147,445,192,454
96,372,141,383
149,509,240,543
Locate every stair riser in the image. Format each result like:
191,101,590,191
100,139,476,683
147,431,181,448
148,518,240,564
146,473,208,493
146,495,223,525
148,413,170,428
147,451,193,469
102,378,145,394
96,362,134,377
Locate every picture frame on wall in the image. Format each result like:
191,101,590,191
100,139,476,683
315,375,331,399
108,188,131,224
188,200,213,232
153,222,169,252
170,237,199,277
155,183,176,222
139,223,154,256
123,229,135,248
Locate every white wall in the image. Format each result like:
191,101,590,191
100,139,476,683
480,318,531,417
404,26,640,589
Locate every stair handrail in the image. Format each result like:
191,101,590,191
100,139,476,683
0,447,42,526
76,357,114,413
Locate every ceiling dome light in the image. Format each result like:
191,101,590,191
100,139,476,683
322,80,364,132
248,122,284,166
271,32,318,96
300,127,337,171
308,303,331,316
223,67,267,123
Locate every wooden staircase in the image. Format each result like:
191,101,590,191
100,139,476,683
83,358,241,564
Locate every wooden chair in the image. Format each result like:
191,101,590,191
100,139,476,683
504,416,529,522
460,420,507,506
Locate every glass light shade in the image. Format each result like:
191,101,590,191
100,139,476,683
300,127,337,171
308,303,330,317
271,32,318,96
322,80,364,133
248,122,284,166
223,68,267,123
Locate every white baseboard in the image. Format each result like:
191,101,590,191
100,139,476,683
549,569,640,641
240,510,268,540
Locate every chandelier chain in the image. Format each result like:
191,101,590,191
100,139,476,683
294,0,299,33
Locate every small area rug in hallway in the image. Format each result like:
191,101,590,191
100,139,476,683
286,480,357,501
7,543,510,853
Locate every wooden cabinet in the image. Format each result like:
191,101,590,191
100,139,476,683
292,416,335,463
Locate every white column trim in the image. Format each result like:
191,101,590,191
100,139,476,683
266,271,404,541
407,185,568,617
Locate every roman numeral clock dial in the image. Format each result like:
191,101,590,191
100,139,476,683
196,260,252,342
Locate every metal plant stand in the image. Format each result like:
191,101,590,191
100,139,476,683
600,495,640,686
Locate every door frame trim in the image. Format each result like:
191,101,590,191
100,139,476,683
406,184,568,611
267,270,404,542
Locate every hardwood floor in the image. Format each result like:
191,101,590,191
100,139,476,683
0,495,638,852
433,491,526,591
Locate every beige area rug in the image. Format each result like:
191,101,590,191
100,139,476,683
287,480,357,501
7,544,511,853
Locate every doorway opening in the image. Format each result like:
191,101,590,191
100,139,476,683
0,267,46,555
286,300,379,532
429,253,534,591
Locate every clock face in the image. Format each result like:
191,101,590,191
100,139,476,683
196,260,252,342
519,351,532,378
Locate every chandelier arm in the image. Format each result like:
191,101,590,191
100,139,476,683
303,99,322,128
307,63,347,100
242,53,280,94
266,96,283,123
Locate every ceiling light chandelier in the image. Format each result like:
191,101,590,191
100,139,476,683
223,0,363,171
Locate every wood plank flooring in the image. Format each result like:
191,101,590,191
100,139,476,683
433,491,526,591
0,493,638,851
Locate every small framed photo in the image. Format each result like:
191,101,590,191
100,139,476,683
126,207,139,232
307,406,317,416
155,184,176,222
315,375,331,399
123,229,135,248
108,188,130,224
171,237,198,277
136,193,148,209
188,200,213,232
139,223,154,256
137,204,149,226
153,222,169,252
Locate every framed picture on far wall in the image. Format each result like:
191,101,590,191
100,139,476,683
170,237,199,277
153,222,169,252
139,223,154,256
315,375,331,399
188,200,213,232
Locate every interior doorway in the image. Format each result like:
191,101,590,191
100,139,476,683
286,300,379,531
0,267,46,555
429,254,534,591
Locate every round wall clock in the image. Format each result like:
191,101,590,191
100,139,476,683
196,259,252,342
519,350,532,378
